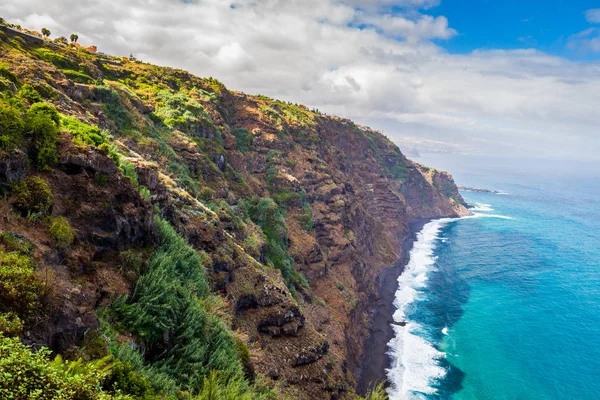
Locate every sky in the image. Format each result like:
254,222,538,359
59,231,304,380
2,0,600,160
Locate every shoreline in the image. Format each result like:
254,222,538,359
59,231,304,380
356,218,432,395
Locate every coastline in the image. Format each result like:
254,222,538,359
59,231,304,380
356,218,432,395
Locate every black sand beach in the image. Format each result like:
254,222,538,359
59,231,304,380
356,218,431,395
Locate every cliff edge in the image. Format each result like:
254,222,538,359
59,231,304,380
0,25,469,399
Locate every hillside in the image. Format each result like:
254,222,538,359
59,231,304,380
0,24,469,399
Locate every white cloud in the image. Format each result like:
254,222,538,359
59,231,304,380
585,8,600,23
358,13,456,42
2,0,599,160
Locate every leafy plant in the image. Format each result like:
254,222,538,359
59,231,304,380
0,335,115,400
12,176,53,215
0,250,44,325
17,83,42,104
48,216,75,249
108,218,250,393
24,102,61,170
0,100,24,149
94,84,131,130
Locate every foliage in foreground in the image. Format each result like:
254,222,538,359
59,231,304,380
0,335,115,400
106,217,273,398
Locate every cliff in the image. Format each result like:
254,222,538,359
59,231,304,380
0,25,469,399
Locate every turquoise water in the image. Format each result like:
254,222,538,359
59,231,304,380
386,154,600,400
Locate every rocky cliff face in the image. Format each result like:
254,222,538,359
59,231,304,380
0,26,469,399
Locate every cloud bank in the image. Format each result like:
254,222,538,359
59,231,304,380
2,0,600,159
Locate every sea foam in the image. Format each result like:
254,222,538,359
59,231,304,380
386,218,457,400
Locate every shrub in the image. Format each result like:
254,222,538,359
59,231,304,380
0,312,23,336
102,360,155,399
0,101,24,149
62,69,94,84
0,232,34,255
25,103,60,169
12,176,53,214
61,115,107,147
117,249,144,277
32,47,76,70
0,250,44,319
232,127,253,153
94,84,131,130
153,90,215,135
119,159,138,186
138,186,151,201
27,102,60,126
336,282,345,291
17,83,42,104
199,187,214,202
108,218,254,395
48,216,75,249
0,335,113,400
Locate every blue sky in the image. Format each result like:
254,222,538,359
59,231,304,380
424,0,600,59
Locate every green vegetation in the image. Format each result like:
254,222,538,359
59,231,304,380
232,127,254,153
94,84,131,130
153,90,215,135
32,47,76,70
12,176,53,215
0,101,24,149
336,282,345,291
0,335,115,400
298,203,314,231
48,216,75,249
106,218,270,398
352,383,388,400
17,83,42,104
63,69,94,84
0,249,44,336
62,115,108,147
24,102,61,169
241,198,308,292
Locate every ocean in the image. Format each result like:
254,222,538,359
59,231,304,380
386,153,600,400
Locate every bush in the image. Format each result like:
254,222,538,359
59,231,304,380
62,69,94,84
12,176,53,214
0,335,114,400
108,218,254,395
48,216,75,249
61,115,107,147
0,232,34,255
102,361,155,399
0,312,23,336
94,84,131,130
0,101,24,149
17,83,42,104
24,103,60,170
0,250,44,320
232,127,253,153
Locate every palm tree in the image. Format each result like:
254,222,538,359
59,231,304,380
41,28,50,38
56,36,68,45
70,33,78,43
